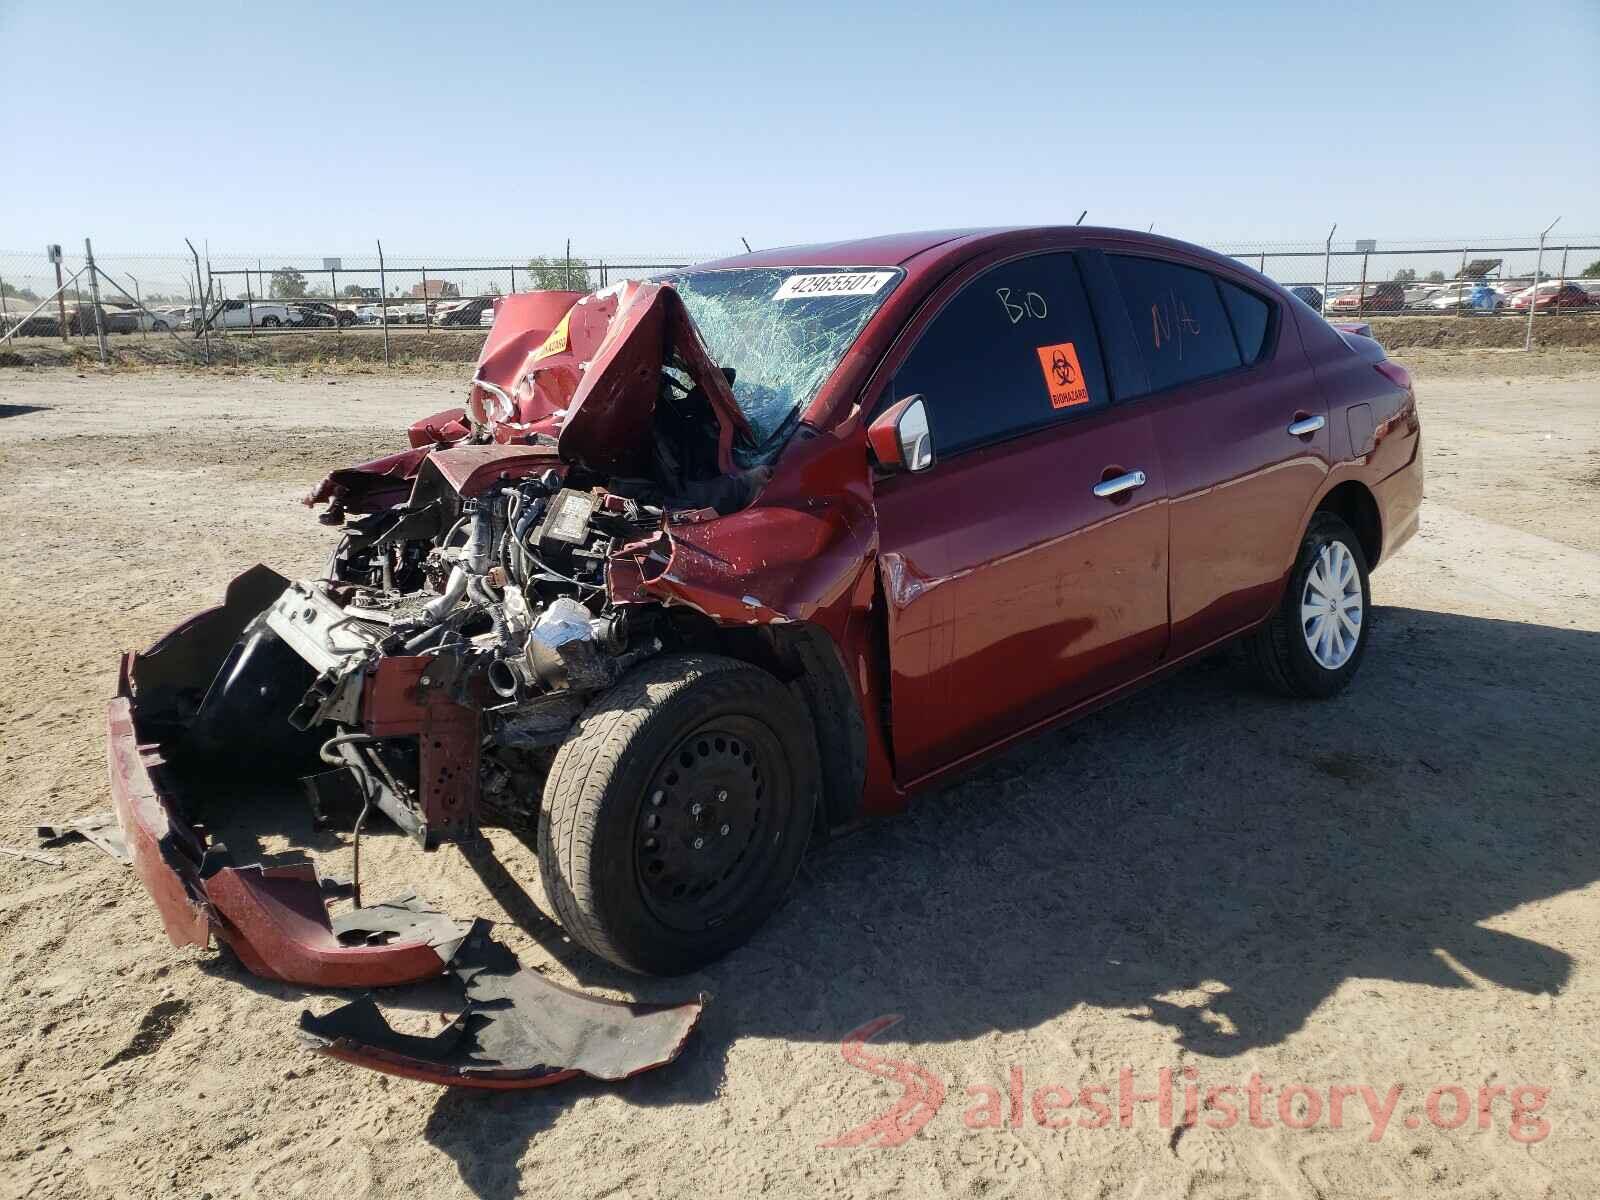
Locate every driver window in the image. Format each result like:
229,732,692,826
891,253,1109,458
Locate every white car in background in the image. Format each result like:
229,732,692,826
192,299,296,330
1422,283,1504,313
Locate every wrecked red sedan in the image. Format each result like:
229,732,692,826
110,227,1423,985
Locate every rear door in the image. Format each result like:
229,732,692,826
873,251,1170,782
1097,252,1329,658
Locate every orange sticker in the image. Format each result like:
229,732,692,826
1035,342,1090,409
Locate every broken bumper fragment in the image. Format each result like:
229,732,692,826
107,580,470,990
299,926,706,1089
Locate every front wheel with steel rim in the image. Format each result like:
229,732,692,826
538,653,819,976
1245,512,1373,699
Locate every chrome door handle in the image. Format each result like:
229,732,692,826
1288,415,1326,436
1092,469,1147,499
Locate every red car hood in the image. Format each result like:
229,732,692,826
306,282,754,510
470,281,751,477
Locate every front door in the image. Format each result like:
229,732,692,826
873,251,1170,784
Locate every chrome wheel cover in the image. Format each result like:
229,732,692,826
1301,540,1363,670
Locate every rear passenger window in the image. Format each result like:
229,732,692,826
1108,255,1241,391
891,253,1108,458
1218,279,1272,364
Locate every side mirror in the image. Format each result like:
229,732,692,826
867,395,934,473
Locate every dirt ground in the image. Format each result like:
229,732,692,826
0,350,1597,1199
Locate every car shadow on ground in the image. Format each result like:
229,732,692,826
214,604,1600,1200
0,403,50,419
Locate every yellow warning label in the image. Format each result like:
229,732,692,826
529,312,571,362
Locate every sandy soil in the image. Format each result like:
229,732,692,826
0,355,1597,1199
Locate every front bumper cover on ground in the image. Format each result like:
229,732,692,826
109,673,468,988
107,569,706,1088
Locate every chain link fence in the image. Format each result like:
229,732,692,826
5,233,1598,362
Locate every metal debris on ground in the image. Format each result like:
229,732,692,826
37,810,132,864
0,846,65,868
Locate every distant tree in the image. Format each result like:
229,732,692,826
1392,268,1416,283
527,255,592,292
341,284,366,298
1581,260,1600,279
1425,270,1447,283
270,268,308,299
0,281,41,303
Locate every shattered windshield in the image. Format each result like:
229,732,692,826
666,267,903,458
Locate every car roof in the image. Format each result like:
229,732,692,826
690,225,1262,289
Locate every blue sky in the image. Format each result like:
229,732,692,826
2,0,1596,257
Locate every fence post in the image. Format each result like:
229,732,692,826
1525,217,1560,352
422,268,432,330
509,264,516,294
246,269,256,334
1321,224,1336,315
1357,250,1368,317
1556,246,1569,314
128,274,146,340
53,253,69,342
377,240,390,367
186,238,211,365
565,239,572,290
83,239,109,364
1456,245,1469,317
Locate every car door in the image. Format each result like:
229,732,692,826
872,251,1170,783
1098,252,1330,658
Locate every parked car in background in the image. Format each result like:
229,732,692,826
1327,283,1405,314
436,297,495,327
1290,286,1323,309
102,307,142,334
1,311,61,337
290,300,359,328
1422,282,1504,314
1508,282,1596,312
194,299,295,330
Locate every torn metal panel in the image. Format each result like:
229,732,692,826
556,282,750,477
298,926,706,1089
37,810,131,865
303,447,431,514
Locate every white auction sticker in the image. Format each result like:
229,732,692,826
772,271,894,301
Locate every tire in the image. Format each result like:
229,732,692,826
1245,512,1372,699
538,653,819,975
261,315,280,328
153,321,169,332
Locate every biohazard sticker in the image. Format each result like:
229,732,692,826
529,312,571,362
773,272,894,301
1035,341,1089,409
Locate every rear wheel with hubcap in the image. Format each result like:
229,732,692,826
538,653,819,975
1245,512,1372,698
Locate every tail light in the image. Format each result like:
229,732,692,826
1374,360,1411,393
